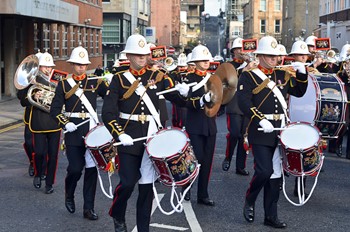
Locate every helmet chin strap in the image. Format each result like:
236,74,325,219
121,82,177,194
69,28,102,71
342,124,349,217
129,56,144,70
261,55,276,69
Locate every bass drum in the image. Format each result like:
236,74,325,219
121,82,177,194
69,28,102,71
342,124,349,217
289,73,348,138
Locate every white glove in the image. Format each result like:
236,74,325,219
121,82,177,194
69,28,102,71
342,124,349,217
176,83,190,97
200,91,212,107
65,122,78,132
118,133,134,146
259,119,274,133
292,61,306,74
104,73,114,84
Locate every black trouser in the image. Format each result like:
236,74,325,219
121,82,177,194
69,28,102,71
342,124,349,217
225,114,248,169
172,104,187,128
65,145,97,210
246,144,280,218
109,152,153,232
33,131,60,186
189,134,216,199
23,124,34,163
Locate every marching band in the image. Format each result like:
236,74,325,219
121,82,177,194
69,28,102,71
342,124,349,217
13,31,350,232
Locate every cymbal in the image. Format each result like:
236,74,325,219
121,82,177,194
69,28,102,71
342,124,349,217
204,74,223,117
214,63,238,105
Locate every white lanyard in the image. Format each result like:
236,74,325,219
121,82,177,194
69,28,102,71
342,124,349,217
192,73,211,92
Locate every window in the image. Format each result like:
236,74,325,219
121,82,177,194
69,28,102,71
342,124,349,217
77,27,82,46
95,31,100,54
123,20,131,42
260,0,266,11
33,23,40,52
43,23,50,52
275,20,281,33
274,0,281,11
232,26,241,36
53,24,60,58
102,0,110,2
62,24,68,57
83,28,88,49
260,19,266,34
70,26,75,51
102,15,121,43
346,0,350,8
90,30,94,55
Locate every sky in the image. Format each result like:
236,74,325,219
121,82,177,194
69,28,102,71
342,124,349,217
204,0,226,17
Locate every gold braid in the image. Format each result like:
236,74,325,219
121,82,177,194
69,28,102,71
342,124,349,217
252,78,270,94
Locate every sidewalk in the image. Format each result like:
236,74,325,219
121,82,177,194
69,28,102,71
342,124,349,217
0,96,23,129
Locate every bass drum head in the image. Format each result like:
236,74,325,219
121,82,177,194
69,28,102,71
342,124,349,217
289,75,317,123
146,128,188,158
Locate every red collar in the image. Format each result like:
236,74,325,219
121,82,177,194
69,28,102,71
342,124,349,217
129,67,147,76
72,74,86,81
195,69,207,76
258,65,274,75
233,58,244,63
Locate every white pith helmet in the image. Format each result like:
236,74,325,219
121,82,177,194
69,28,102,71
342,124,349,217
232,37,243,49
122,34,150,55
305,35,318,47
253,36,279,55
39,52,55,67
339,43,350,61
289,40,310,55
67,46,91,64
276,44,288,56
177,53,188,67
118,52,128,61
186,53,196,65
188,44,213,62
35,50,43,60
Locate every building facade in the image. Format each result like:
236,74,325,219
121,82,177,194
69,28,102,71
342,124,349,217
150,0,180,49
281,0,320,52
102,0,149,68
0,0,103,98
318,0,350,51
242,0,283,43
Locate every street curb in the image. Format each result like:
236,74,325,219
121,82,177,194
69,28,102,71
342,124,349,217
0,120,23,132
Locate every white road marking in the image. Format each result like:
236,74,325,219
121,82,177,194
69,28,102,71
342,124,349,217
183,201,203,232
150,223,188,231
131,193,203,232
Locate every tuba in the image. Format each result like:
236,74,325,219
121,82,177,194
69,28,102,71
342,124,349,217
14,55,59,113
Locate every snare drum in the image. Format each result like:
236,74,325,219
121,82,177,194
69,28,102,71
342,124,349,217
145,127,199,187
280,122,324,176
289,73,347,138
85,124,117,171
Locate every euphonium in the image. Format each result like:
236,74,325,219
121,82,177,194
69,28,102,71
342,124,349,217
14,54,58,113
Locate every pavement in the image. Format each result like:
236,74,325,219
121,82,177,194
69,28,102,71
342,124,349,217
0,96,23,130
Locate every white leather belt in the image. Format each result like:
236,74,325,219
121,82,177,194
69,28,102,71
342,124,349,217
64,112,91,118
265,114,284,121
119,112,151,124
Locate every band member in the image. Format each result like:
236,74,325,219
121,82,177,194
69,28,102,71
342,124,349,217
102,33,189,232
276,44,288,65
180,44,217,206
50,46,108,220
337,43,350,159
169,53,188,128
238,36,308,228
186,53,196,72
222,37,249,175
17,52,62,194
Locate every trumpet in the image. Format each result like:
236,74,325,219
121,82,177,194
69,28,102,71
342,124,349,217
163,57,177,72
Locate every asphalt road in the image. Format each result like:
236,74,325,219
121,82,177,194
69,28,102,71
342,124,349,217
0,102,350,232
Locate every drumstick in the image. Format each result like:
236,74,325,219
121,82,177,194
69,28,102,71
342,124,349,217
156,82,197,96
257,127,296,131
63,119,90,134
275,63,311,68
113,135,155,146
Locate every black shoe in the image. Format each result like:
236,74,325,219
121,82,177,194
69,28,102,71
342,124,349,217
197,198,215,206
28,164,34,177
243,201,254,223
45,185,54,194
236,168,249,176
184,190,191,201
222,158,231,171
83,209,98,220
336,145,343,157
65,197,75,213
113,218,127,232
41,175,46,181
264,217,287,228
33,176,41,189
